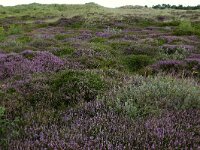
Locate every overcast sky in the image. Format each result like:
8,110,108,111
0,0,200,7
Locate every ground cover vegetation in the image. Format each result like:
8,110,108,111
0,3,200,149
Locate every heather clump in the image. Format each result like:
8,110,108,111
0,50,64,80
8,101,200,149
29,38,58,49
16,36,32,44
123,55,154,72
151,54,200,77
90,37,107,43
158,45,192,60
0,26,6,42
52,44,75,57
49,70,107,107
54,34,70,40
124,44,160,56
1,3,200,150
0,106,19,148
152,60,184,73
12,70,107,108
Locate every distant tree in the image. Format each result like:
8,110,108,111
152,4,200,10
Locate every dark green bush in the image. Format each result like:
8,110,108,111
19,70,107,108
50,70,107,107
124,44,160,56
0,26,6,42
123,55,153,72
0,107,19,148
90,37,107,43
53,44,75,57
55,34,69,40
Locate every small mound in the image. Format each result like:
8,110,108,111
51,16,85,27
0,50,64,80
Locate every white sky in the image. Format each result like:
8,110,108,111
0,0,200,7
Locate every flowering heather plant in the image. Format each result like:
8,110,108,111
9,70,107,108
0,50,64,80
123,55,154,72
152,53,200,76
160,44,194,54
96,32,111,38
185,55,200,76
151,60,184,73
0,106,19,148
77,31,93,40
1,5,200,150
8,101,200,149
188,53,200,59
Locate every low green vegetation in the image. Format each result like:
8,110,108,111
123,55,154,72
174,20,200,36
8,24,23,35
53,44,75,57
18,70,108,108
0,27,6,42
0,107,19,148
0,3,200,149
111,75,200,118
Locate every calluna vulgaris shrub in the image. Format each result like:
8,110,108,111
8,101,200,149
124,55,153,72
50,70,107,106
0,107,19,148
0,50,65,80
11,70,107,108
110,75,200,118
151,60,184,73
152,53,200,76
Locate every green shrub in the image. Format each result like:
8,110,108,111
53,44,75,57
158,47,190,60
8,24,23,35
90,42,112,52
110,41,131,51
0,26,5,42
90,37,107,43
0,107,19,148
109,41,132,56
21,70,107,108
173,20,200,36
154,39,165,46
50,70,107,107
110,75,200,118
29,38,57,49
55,34,70,40
0,39,25,53
124,44,160,56
123,55,153,72
17,36,32,44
